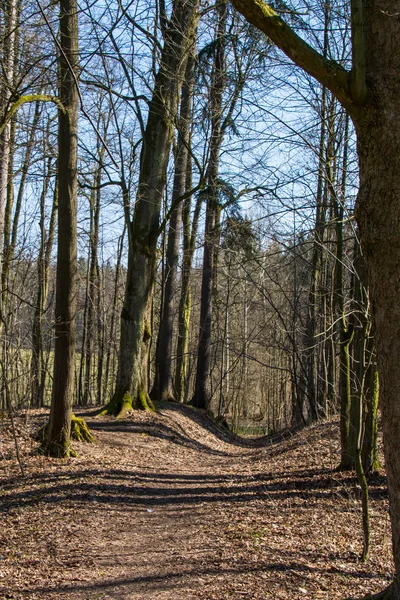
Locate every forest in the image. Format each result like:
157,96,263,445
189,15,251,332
1,0,400,597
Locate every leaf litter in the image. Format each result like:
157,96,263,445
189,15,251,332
0,404,392,599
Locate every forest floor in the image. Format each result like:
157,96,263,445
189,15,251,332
0,403,393,600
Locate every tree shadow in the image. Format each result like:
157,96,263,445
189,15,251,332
8,555,388,598
1,459,386,515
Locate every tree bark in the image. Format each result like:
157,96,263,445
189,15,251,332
192,0,228,409
105,0,199,417
0,0,17,328
356,113,400,595
152,48,196,402
45,0,79,457
83,150,104,406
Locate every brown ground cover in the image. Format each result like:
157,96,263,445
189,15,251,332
0,404,393,599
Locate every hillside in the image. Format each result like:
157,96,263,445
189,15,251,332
0,405,392,599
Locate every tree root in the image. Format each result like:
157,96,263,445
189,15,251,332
71,414,96,443
98,390,155,419
36,415,95,456
134,388,155,412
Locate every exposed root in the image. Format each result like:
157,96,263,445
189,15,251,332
36,415,94,456
39,436,78,458
98,389,155,419
133,388,155,412
71,414,96,443
97,392,133,418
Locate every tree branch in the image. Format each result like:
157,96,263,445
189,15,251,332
230,0,355,112
0,94,65,136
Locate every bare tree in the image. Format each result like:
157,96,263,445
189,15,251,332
44,0,79,457
101,0,200,417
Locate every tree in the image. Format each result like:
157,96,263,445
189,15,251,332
101,0,200,417
231,0,400,595
44,0,79,457
192,0,229,410
152,42,197,403
0,0,17,326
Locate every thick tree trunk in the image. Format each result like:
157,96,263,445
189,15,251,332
0,0,17,338
45,0,79,457
351,11,400,579
356,116,400,596
0,0,17,274
193,194,218,409
105,0,199,417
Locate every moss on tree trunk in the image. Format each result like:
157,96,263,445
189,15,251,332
39,414,94,457
70,414,96,443
99,389,155,419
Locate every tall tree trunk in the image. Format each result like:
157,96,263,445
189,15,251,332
350,241,371,560
362,359,379,473
103,226,125,402
31,157,57,408
301,5,330,422
192,0,228,409
152,48,195,402
353,74,400,600
333,113,355,471
45,0,79,456
83,149,104,405
174,157,202,403
0,0,17,316
103,0,199,417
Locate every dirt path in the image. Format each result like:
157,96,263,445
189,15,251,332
0,405,393,599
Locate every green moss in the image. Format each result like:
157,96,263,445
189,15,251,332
39,435,77,458
71,414,96,443
143,323,152,342
37,415,94,457
97,393,125,417
45,444,77,458
117,392,134,418
133,388,155,412
97,401,115,417
98,388,155,418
